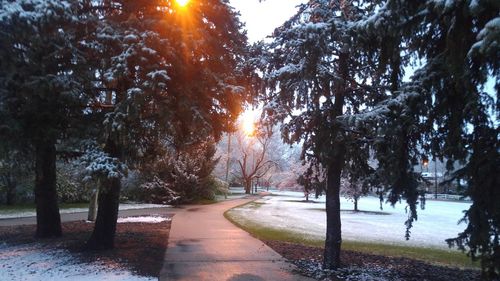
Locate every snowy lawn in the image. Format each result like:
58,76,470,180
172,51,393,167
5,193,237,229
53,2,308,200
0,243,155,281
0,215,170,280
0,203,167,219
229,190,470,250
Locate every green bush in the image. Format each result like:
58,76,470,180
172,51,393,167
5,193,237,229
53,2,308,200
56,163,89,203
199,176,229,200
138,140,221,203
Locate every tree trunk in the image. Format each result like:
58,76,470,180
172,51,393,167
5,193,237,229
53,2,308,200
354,196,358,212
34,139,62,238
86,139,121,250
323,159,344,269
87,187,99,222
5,175,16,205
323,49,348,270
244,179,251,194
86,177,120,249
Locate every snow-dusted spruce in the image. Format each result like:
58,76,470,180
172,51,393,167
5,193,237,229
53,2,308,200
0,0,95,238
79,143,127,181
257,0,399,269
138,140,221,204
140,176,179,204
257,0,498,277
349,1,499,278
84,0,249,250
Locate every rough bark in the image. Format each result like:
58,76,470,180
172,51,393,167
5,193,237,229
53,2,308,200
324,157,344,269
34,139,62,238
86,139,121,250
323,51,348,269
244,179,251,194
87,187,99,222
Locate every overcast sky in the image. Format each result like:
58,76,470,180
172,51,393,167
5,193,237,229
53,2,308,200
229,0,307,42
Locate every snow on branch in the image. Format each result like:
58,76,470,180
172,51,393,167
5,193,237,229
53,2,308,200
337,89,420,127
468,16,500,58
0,0,75,23
78,143,127,181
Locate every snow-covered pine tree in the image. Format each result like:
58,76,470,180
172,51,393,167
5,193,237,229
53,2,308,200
84,0,249,249
260,0,497,273
0,0,96,237
257,0,391,268
138,138,221,204
350,1,499,277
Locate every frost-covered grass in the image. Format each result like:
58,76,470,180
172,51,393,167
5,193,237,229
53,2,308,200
0,203,166,219
0,243,154,281
225,190,478,268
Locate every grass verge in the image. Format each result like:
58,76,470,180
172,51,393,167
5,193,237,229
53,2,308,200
0,202,89,214
224,201,478,270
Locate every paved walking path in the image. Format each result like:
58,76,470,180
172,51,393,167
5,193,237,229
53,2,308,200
0,207,173,226
160,197,313,281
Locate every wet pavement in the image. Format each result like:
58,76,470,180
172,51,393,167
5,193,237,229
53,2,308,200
160,197,313,281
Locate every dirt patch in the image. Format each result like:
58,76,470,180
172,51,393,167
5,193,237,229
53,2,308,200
0,216,171,278
264,240,482,281
282,199,323,204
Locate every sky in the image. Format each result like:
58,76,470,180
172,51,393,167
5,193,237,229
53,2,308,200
228,0,307,116
229,0,307,42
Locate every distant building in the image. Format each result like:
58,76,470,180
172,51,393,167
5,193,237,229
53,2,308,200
417,158,463,195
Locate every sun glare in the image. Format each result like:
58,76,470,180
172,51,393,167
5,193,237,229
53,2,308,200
241,109,258,136
176,0,189,7
242,118,255,136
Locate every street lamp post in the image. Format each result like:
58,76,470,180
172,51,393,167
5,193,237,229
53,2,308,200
422,157,429,193
224,134,231,199
434,156,438,199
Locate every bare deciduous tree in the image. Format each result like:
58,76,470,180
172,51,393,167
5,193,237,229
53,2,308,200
233,124,278,194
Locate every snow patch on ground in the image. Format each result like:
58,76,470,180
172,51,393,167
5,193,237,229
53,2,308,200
0,243,154,281
117,216,171,224
230,190,470,249
0,203,168,219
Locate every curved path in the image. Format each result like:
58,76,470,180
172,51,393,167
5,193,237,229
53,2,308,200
160,197,313,281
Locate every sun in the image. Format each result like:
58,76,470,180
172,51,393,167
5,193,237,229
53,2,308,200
241,109,258,136
175,0,189,7
242,118,255,136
